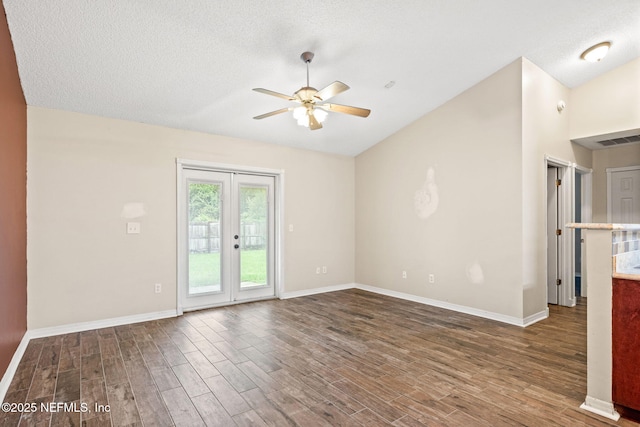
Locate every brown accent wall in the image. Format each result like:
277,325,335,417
0,2,27,379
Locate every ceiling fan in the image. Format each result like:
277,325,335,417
252,52,371,130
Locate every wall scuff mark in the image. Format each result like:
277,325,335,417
414,167,439,220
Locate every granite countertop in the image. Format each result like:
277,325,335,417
614,251,640,280
567,223,640,231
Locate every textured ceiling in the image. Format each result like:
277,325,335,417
4,0,640,156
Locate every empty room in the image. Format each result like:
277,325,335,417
1,1,640,426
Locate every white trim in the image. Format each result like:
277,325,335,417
522,307,550,327
279,283,355,299
581,172,593,223
544,154,572,167
607,168,612,223
356,284,548,327
0,334,30,404
580,396,620,421
606,165,640,173
276,173,285,299
545,157,576,307
183,296,277,312
283,283,549,326
176,158,285,312
176,158,283,177
27,310,177,340
176,162,185,316
576,168,593,297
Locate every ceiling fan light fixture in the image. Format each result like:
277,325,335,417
253,51,370,130
293,106,307,121
314,108,328,123
292,106,327,127
580,41,611,62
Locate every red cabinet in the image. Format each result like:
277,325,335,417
612,278,640,420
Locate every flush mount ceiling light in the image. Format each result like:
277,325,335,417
580,41,611,62
252,52,370,130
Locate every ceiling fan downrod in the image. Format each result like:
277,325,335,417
300,51,314,88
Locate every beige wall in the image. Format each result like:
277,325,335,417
569,57,640,140
592,145,640,222
27,107,355,329
569,57,640,223
356,59,526,319
355,57,599,322
521,58,592,317
26,55,638,330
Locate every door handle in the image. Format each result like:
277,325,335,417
234,244,240,249
234,235,239,239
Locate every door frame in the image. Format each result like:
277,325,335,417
544,155,592,307
575,165,592,298
176,159,284,315
607,165,640,222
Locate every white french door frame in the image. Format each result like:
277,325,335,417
544,155,592,307
176,159,284,315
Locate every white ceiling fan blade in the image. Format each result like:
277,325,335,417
314,81,350,102
318,103,371,118
253,107,291,120
253,88,295,101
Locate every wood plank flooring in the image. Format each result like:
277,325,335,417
1,289,638,426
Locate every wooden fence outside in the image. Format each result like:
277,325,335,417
189,222,266,253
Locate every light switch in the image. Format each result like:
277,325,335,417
127,222,141,234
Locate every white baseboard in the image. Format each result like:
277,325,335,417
0,333,30,405
522,307,549,327
279,283,355,299
355,283,546,327
27,309,178,340
580,396,620,421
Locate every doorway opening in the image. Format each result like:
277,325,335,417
176,160,283,313
545,156,592,307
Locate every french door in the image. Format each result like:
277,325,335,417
179,168,275,311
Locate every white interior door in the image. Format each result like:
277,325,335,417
547,167,559,305
180,169,275,311
609,167,640,223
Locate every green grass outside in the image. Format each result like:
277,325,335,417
188,249,267,287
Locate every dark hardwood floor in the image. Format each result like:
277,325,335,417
1,289,638,426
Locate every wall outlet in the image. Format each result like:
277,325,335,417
428,274,435,284
316,267,320,274
155,283,162,293
322,266,327,274
127,222,141,234
289,224,294,232
402,270,407,279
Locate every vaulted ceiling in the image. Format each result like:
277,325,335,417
4,1,640,156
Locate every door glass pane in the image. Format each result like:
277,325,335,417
239,185,268,289
188,182,222,294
